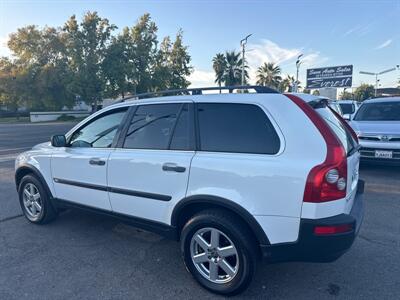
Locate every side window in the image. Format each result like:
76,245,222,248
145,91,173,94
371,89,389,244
197,103,280,154
123,104,182,150
69,108,128,148
170,104,194,150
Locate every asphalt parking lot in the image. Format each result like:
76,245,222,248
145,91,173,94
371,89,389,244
0,122,399,299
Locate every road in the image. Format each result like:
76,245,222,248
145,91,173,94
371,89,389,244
0,122,399,299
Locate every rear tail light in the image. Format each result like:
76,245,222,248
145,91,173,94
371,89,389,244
285,94,347,203
314,224,353,235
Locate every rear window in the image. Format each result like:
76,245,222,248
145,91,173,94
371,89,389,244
339,103,355,115
197,103,280,154
315,106,357,156
354,102,400,121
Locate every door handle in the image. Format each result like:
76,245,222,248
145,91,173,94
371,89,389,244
162,163,186,173
89,158,106,166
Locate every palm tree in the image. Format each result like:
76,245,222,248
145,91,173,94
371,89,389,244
256,62,282,89
223,51,247,88
211,51,248,92
212,53,226,93
279,76,292,92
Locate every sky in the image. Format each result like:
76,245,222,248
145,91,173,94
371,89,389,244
0,0,399,90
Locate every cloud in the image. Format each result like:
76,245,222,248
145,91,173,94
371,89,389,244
0,36,11,57
188,39,328,87
188,69,215,87
343,22,375,37
375,39,392,50
246,39,328,82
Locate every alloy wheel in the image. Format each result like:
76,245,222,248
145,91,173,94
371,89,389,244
22,183,42,220
190,227,239,284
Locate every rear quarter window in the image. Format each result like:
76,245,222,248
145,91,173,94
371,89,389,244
315,106,356,155
197,103,280,154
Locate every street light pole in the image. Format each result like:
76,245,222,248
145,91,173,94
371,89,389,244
359,67,397,97
295,54,303,92
240,34,252,86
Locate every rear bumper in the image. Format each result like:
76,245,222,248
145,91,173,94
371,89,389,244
261,180,364,263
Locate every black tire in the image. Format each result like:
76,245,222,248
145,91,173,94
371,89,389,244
18,174,58,224
180,209,258,296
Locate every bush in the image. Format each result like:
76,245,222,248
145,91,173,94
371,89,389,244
57,114,76,121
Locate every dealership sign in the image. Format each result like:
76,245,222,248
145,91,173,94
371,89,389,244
306,65,353,89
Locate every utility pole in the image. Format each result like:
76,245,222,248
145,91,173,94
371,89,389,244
240,34,252,86
360,67,397,97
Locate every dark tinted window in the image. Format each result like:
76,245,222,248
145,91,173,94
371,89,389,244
354,102,400,121
170,104,193,150
339,103,355,114
69,108,127,148
197,103,280,154
123,104,180,149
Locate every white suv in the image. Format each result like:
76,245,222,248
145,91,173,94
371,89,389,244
15,86,364,295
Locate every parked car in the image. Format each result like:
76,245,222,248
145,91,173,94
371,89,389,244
349,97,400,163
328,100,344,116
15,86,364,295
339,100,361,121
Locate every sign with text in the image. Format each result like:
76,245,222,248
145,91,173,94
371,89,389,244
306,65,353,89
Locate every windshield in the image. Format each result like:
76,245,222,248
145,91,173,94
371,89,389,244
339,103,355,115
314,106,357,156
354,102,400,121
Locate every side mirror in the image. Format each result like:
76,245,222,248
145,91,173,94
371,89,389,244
51,135,67,147
343,114,351,121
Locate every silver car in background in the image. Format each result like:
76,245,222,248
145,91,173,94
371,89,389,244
350,97,400,163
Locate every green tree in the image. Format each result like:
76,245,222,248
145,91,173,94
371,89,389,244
1,12,193,111
103,28,135,99
353,84,375,101
130,13,158,94
152,31,192,91
256,62,282,89
212,53,226,92
340,90,353,100
6,25,74,110
63,12,116,110
167,30,192,89
0,58,21,111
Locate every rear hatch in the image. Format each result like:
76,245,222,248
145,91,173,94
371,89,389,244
312,101,360,213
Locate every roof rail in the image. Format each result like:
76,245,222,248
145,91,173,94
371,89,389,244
119,85,279,102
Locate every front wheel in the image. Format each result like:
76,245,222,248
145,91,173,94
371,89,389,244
180,209,257,295
18,174,58,224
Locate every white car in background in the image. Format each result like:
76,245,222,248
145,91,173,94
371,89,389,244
328,100,344,116
339,100,361,121
350,97,400,163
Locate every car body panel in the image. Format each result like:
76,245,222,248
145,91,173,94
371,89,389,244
108,149,195,223
51,147,113,210
15,147,55,196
